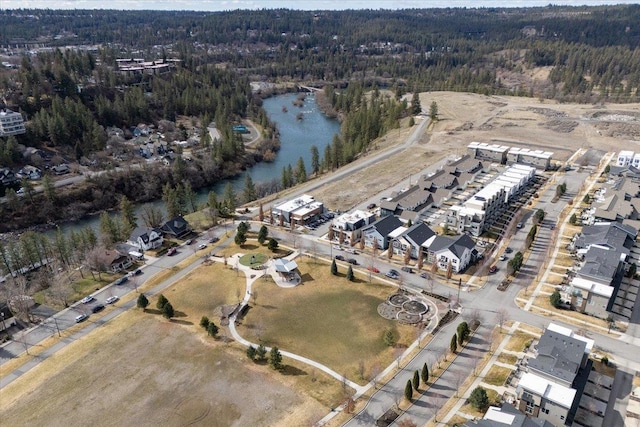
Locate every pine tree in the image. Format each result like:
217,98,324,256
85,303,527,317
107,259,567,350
421,363,429,383
162,301,174,319
267,238,279,251
404,380,413,401
258,225,268,245
311,145,320,176
156,293,168,310
295,156,307,183
346,265,354,281
200,316,210,329
429,101,438,120
383,329,395,347
207,321,219,337
450,333,458,353
331,259,338,275
223,182,236,214
413,370,420,391
246,345,256,360
269,346,283,370
411,91,421,115
256,344,267,361
137,293,149,311
243,173,257,203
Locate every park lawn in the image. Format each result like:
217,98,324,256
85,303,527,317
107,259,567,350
160,261,246,325
504,330,535,353
483,365,513,386
1,311,332,427
237,258,414,385
216,240,289,260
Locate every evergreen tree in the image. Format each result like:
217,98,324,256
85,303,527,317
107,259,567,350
137,293,149,311
267,238,279,251
457,321,470,345
413,370,420,391
200,316,210,329
120,195,137,235
404,380,413,401
156,293,168,310
235,230,247,246
162,183,181,219
550,290,562,308
42,174,57,203
223,182,236,214
429,101,439,120
269,346,283,370
295,156,307,183
246,345,256,360
383,329,396,347
207,191,219,225
207,321,219,337
421,363,429,383
411,91,421,115
243,173,257,203
162,301,174,319
257,225,268,244
450,333,458,353
331,259,338,275
311,145,320,176
346,265,354,281
469,387,489,411
256,344,267,361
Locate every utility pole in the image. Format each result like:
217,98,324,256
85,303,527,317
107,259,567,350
457,278,462,302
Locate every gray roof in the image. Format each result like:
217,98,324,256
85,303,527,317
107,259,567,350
465,403,553,427
428,234,475,257
575,222,636,252
578,246,621,282
528,329,586,385
404,222,436,246
130,226,160,243
367,215,403,238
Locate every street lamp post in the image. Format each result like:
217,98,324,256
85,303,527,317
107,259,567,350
1,311,6,332
52,316,61,337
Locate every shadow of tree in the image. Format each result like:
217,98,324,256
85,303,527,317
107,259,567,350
281,365,307,376
170,319,193,326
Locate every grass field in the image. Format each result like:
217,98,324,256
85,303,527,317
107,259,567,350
483,366,513,386
504,330,535,353
237,257,414,384
496,353,518,365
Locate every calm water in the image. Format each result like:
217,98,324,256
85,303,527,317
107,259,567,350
52,92,340,236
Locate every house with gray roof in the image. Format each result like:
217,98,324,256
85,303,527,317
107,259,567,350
127,226,164,251
361,215,404,250
516,323,593,426
464,404,553,427
391,222,436,259
426,234,476,273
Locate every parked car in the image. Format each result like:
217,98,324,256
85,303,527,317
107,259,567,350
115,276,128,285
367,203,377,210
75,314,88,323
105,296,119,304
128,268,142,277
346,248,358,254
334,255,345,261
332,245,342,251
167,247,177,256
505,247,513,254
80,295,95,304
516,222,523,229
347,258,358,265
367,266,380,273
489,266,498,274
185,239,193,245
198,243,207,250
92,304,105,313
386,269,399,279
401,266,414,273
499,255,507,261
208,236,219,243
420,272,428,279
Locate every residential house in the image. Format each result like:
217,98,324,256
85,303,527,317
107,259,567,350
0,168,17,186
392,222,436,259
516,323,593,426
97,249,133,273
329,210,375,246
464,403,554,427
0,108,26,136
128,227,163,251
161,216,191,238
362,215,404,250
17,165,42,180
617,150,635,167
0,303,17,332
426,234,476,273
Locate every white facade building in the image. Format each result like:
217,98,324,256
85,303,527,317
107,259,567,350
0,109,26,137
617,150,635,167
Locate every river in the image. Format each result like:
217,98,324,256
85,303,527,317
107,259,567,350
51,92,340,237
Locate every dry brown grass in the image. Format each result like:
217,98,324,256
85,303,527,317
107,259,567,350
483,366,513,386
504,330,535,353
237,257,415,384
497,353,518,365
592,360,617,378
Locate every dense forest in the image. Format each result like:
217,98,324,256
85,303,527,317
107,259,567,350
2,6,640,101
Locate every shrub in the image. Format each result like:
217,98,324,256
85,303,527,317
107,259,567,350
469,387,489,411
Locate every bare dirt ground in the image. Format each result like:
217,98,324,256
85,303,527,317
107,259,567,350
313,92,640,211
1,310,327,427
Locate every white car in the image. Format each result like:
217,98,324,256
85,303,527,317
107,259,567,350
105,296,119,304
80,295,95,304
75,314,88,323
332,245,342,251
198,243,207,250
346,248,358,254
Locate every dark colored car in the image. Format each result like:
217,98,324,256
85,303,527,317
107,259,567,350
401,266,414,273
347,258,358,265
505,247,513,254
115,276,128,285
208,236,219,243
367,203,376,210
92,304,105,313
489,266,498,274
420,272,428,279
335,255,345,261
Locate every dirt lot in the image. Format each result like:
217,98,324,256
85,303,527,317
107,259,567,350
1,311,329,427
313,91,640,210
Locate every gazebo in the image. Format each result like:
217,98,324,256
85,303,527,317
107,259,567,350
273,258,299,283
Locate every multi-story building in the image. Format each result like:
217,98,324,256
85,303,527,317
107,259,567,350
0,109,26,137
271,194,324,227
329,210,375,246
516,323,593,426
506,147,553,170
617,150,635,167
467,141,509,164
